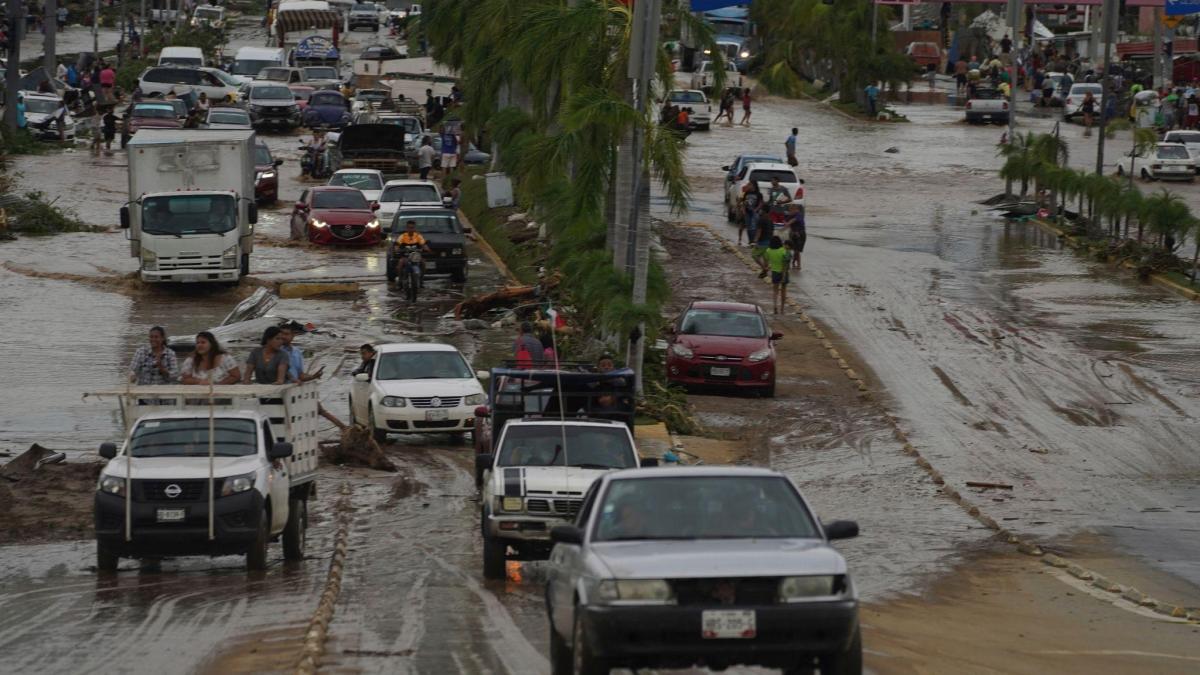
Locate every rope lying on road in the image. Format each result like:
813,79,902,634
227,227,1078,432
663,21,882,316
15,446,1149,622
296,482,355,674
688,220,1199,623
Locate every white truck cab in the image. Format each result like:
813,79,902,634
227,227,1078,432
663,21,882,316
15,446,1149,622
477,418,647,579
91,383,321,571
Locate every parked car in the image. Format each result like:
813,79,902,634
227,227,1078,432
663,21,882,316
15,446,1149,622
360,44,402,61
666,89,713,130
328,168,385,202
300,65,342,90
1062,82,1103,121
724,161,802,223
964,86,1009,124
19,91,76,140
204,106,253,129
722,154,782,196
255,143,283,204
123,102,183,145
245,83,302,129
690,59,742,92
190,4,225,29
348,342,487,442
377,179,443,225
1162,130,1200,172
1115,142,1195,182
302,89,351,129
348,3,379,30
665,300,781,396
138,65,240,101
905,41,941,72
544,467,861,674
291,186,383,245
351,87,394,114
386,206,469,282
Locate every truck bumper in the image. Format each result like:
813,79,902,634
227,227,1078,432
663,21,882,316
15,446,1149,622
140,268,241,283
95,490,264,557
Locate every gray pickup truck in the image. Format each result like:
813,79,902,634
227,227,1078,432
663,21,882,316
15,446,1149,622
965,86,1009,124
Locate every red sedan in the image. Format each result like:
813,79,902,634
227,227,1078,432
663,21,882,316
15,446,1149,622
290,186,383,245
665,300,782,397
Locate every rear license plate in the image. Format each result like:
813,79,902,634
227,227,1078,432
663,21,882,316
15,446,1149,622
702,609,756,639
710,366,731,377
425,409,448,421
156,508,186,523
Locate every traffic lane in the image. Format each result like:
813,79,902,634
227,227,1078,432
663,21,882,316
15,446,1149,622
663,93,1200,597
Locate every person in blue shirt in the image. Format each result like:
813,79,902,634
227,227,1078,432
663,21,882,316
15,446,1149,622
280,323,324,383
864,82,880,118
439,127,459,179
15,94,26,129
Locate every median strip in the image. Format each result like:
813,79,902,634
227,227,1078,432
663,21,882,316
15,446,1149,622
295,482,354,674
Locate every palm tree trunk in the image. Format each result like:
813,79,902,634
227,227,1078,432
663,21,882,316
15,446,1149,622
1123,213,1130,239
1191,239,1200,282
1137,220,1144,242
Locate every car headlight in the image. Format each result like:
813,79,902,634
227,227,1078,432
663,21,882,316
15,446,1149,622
141,248,158,270
778,575,841,602
98,474,125,495
499,496,524,512
740,50,750,58
311,219,328,229
288,104,300,113
222,244,238,269
366,219,380,229
596,579,675,605
220,472,256,497
747,347,771,363
464,393,486,406
670,343,694,359
257,170,276,181
381,395,406,407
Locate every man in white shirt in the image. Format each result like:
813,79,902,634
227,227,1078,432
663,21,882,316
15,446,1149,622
417,136,436,180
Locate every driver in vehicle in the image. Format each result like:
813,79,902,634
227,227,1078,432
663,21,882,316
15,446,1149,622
602,499,650,540
207,198,235,232
146,199,173,230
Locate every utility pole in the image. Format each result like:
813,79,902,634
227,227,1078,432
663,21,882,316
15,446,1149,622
3,0,24,132
44,0,57,75
622,0,661,395
1096,0,1117,175
1152,7,1163,90
93,0,100,56
1005,0,1019,149
870,0,878,51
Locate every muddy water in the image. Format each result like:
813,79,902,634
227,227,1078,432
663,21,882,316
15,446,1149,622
664,92,1200,599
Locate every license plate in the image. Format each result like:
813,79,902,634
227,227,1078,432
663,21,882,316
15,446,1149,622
179,274,202,283
425,409,448,421
156,508,186,523
710,366,731,377
702,609,756,639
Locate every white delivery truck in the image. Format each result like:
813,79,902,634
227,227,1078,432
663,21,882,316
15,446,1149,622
90,383,321,571
121,129,258,283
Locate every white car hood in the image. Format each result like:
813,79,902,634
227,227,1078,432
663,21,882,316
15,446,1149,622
592,538,846,579
103,454,261,480
375,377,483,398
505,465,610,496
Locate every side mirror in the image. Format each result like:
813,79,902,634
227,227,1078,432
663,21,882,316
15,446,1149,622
721,164,730,171
371,202,380,211
442,196,452,206
269,441,294,459
119,206,130,229
474,405,490,418
640,456,659,467
770,331,783,341
295,201,308,210
274,159,283,167
354,372,369,382
248,203,258,224
474,452,494,474
550,524,583,545
475,370,490,380
98,442,118,459
824,520,859,541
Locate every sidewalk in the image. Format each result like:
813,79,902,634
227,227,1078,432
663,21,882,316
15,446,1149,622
12,25,122,64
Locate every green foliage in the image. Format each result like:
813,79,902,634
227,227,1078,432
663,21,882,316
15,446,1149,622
4,191,91,235
0,127,53,156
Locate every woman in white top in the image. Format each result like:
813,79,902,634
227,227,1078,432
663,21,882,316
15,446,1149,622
180,331,241,385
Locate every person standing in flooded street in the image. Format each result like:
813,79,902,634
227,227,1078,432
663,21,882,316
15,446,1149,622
128,326,178,384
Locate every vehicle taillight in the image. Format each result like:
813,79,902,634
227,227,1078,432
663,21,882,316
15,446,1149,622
1002,101,1008,110
965,101,972,109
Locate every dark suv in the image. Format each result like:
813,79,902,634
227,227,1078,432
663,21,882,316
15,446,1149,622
387,206,468,283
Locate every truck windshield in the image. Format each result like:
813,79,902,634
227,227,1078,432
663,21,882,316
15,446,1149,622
129,418,258,457
233,59,279,76
593,476,818,541
304,67,338,79
196,7,221,19
497,425,635,469
377,351,473,380
142,194,238,236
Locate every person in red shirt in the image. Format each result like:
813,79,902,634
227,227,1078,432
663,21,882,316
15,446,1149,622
739,87,752,126
99,62,116,98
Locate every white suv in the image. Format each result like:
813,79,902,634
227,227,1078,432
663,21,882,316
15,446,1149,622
350,343,488,442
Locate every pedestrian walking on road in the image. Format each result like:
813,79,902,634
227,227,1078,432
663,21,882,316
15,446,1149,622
181,332,241,385
785,127,798,167
1081,91,1096,136
739,88,752,126
714,88,735,125
954,58,968,97
102,106,117,152
244,326,289,385
784,203,806,270
439,125,460,179
417,136,436,180
752,213,774,272
514,321,543,367
762,236,791,314
129,326,179,385
865,82,880,119
739,179,764,245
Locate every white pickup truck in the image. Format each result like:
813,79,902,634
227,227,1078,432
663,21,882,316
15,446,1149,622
964,86,1009,124
90,383,321,571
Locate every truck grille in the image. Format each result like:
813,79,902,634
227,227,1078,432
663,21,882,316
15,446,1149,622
672,577,780,607
158,255,223,270
410,396,461,408
525,498,580,516
136,479,211,502
527,498,551,513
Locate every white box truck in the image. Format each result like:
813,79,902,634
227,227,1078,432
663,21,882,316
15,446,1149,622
89,383,321,571
121,129,259,283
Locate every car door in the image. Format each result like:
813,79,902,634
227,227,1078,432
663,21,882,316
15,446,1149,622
263,420,290,532
351,360,373,424
547,480,601,636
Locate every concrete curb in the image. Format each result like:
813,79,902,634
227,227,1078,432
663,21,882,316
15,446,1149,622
690,219,1199,624
295,482,354,675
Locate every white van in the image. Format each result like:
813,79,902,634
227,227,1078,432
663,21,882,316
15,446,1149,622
158,46,205,68
230,47,286,84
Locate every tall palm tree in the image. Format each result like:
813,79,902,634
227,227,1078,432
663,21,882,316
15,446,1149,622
1142,189,1191,250
996,131,1039,197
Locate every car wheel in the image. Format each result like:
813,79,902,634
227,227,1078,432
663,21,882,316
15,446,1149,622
482,527,507,580
245,508,270,571
766,379,776,398
818,623,863,675
240,253,249,277
1116,165,1125,176
549,620,573,675
572,610,609,675
369,404,389,445
1141,168,1152,181
282,497,307,560
96,542,119,573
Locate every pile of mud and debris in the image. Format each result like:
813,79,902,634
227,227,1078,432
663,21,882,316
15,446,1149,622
319,426,397,472
0,445,103,544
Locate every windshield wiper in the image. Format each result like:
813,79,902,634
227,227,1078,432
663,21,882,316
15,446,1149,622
571,463,618,470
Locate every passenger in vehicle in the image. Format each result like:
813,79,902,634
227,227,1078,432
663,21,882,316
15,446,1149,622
129,325,179,384
180,331,241,385
243,326,289,384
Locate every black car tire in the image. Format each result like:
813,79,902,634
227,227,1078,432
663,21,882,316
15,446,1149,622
572,611,609,675
370,404,389,445
549,621,573,675
450,267,467,283
246,508,270,571
765,379,776,398
818,623,863,675
482,527,506,580
386,254,397,282
282,497,307,560
96,542,119,573
1141,168,1153,181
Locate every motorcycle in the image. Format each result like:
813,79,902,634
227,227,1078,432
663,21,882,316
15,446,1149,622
396,246,423,303
299,140,329,179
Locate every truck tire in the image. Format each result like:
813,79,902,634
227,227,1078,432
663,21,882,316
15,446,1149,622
482,528,507,580
818,623,863,675
246,508,270,571
283,497,307,561
240,253,250,277
369,404,389,445
96,542,119,573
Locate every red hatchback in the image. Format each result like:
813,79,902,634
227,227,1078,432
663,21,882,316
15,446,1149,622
291,186,383,245
665,301,781,396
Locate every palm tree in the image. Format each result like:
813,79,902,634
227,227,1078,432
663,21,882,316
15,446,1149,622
996,131,1039,198
1116,184,1144,240
1142,189,1191,250
1116,127,1160,186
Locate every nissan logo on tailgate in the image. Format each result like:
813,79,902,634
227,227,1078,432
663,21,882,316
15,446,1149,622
164,484,182,499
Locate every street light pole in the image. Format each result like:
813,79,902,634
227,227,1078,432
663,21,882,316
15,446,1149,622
3,0,25,132
93,0,100,56
1006,0,1019,148
1096,0,1117,175
870,0,878,51
44,0,57,75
